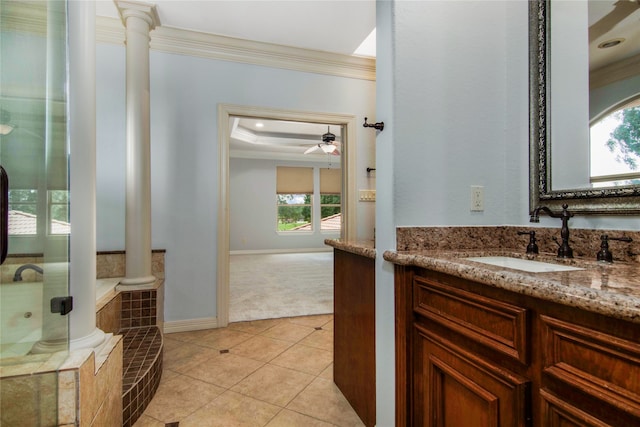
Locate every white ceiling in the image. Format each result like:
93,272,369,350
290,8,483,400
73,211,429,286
96,0,376,57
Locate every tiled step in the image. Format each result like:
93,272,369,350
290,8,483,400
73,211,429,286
120,325,163,427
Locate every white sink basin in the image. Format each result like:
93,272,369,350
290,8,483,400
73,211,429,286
465,256,584,273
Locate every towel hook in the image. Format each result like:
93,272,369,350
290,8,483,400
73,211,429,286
363,117,384,131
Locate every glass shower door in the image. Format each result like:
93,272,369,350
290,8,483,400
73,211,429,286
1,1,70,424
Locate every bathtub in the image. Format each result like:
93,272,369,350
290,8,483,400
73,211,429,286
0,282,44,358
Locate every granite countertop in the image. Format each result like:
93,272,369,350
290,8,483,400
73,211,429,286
324,239,376,259
383,249,640,324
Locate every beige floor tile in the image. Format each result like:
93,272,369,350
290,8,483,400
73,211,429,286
142,373,225,422
318,363,333,380
298,329,333,352
287,378,365,427
265,409,335,427
271,344,333,376
162,340,219,371
261,322,315,343
228,318,284,334
230,335,293,362
198,328,255,350
322,318,334,331
286,314,334,329
132,414,165,427
231,364,315,407
165,328,216,343
178,352,264,388
180,390,281,427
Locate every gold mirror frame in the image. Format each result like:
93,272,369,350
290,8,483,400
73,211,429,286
529,0,640,215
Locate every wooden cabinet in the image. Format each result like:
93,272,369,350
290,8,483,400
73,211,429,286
333,248,376,427
395,266,640,427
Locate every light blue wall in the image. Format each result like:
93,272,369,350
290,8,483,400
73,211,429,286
96,43,376,323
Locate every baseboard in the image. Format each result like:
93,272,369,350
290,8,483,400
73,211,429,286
230,248,333,255
163,317,218,334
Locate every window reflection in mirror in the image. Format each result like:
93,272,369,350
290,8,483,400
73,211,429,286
587,0,640,189
590,103,640,188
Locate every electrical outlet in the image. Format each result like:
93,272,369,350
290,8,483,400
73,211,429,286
471,186,484,211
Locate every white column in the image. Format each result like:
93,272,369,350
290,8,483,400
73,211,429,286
68,0,106,351
116,1,159,286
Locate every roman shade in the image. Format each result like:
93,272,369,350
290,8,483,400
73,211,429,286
276,166,313,194
320,168,341,194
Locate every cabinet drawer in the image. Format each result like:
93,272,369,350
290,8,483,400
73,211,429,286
540,388,614,427
541,315,640,419
413,276,529,364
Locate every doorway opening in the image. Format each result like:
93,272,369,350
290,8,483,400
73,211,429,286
217,104,357,327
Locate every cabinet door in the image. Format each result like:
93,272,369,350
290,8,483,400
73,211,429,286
540,389,614,427
414,324,531,427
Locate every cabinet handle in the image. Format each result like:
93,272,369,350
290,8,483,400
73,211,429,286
0,166,8,265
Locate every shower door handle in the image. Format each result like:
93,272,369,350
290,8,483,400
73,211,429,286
0,165,8,265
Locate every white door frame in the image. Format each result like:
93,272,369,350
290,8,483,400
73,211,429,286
217,103,357,327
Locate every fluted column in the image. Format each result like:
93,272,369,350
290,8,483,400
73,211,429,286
116,1,159,286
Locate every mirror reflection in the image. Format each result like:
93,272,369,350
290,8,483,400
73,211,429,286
588,1,640,188
550,0,640,191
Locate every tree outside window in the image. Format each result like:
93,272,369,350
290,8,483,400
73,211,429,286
277,194,312,231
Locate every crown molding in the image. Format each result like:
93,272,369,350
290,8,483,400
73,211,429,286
96,16,375,81
590,53,640,90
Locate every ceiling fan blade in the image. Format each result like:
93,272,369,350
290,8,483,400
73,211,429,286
304,144,320,154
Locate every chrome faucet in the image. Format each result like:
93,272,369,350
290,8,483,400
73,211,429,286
530,204,574,258
13,263,43,282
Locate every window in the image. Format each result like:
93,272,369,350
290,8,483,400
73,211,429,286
320,168,341,231
276,167,313,231
49,190,69,235
7,189,70,235
8,189,38,235
590,101,640,187
277,194,312,231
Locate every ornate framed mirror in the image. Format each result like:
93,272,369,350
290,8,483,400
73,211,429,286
529,0,640,215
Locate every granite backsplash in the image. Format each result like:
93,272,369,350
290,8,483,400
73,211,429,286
397,226,640,264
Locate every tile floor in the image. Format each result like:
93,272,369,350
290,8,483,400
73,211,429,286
133,314,366,427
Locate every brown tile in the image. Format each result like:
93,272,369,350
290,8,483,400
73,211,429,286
230,335,292,362
265,409,335,427
271,344,333,376
142,374,224,422
177,352,264,389
231,364,314,407
260,322,315,343
286,377,365,427
179,391,280,427
298,329,333,352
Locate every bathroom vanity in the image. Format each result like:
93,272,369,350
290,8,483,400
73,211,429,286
325,239,376,427
385,249,640,427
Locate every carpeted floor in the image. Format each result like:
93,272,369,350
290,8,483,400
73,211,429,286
229,252,334,322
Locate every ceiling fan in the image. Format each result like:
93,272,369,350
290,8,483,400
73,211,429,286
303,126,341,155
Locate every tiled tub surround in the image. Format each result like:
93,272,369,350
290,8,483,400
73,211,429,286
0,335,123,427
96,280,165,427
0,250,166,426
385,226,640,324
